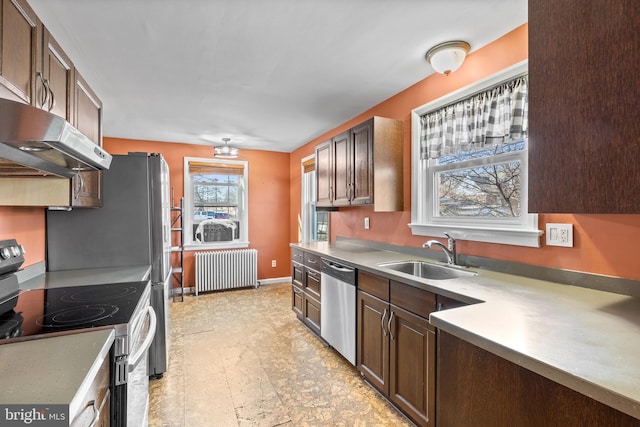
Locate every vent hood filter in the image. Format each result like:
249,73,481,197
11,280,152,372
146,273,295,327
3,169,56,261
0,98,112,178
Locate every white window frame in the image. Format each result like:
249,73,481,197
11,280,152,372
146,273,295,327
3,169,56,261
183,156,249,251
410,60,542,247
300,154,329,243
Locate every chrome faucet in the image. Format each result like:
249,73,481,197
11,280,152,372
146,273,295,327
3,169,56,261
423,233,457,265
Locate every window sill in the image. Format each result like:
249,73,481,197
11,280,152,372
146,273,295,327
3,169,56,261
184,241,249,251
409,223,542,248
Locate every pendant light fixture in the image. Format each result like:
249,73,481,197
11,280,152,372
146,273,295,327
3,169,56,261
214,137,239,159
425,41,470,76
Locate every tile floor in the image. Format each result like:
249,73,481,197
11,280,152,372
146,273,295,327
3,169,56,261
148,282,414,427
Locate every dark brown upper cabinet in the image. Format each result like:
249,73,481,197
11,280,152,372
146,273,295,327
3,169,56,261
42,27,74,120
528,0,640,213
315,116,403,212
0,1,104,208
0,0,41,105
70,70,103,207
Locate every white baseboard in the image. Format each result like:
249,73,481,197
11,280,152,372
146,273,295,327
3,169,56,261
257,276,292,286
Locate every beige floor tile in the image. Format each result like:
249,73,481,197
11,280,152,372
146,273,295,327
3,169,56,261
149,283,414,427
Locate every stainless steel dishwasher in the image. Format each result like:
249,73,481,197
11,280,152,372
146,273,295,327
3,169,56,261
320,258,356,365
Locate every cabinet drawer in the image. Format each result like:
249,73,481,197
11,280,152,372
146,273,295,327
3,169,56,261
292,248,304,263
292,262,304,289
305,268,321,299
390,281,436,319
303,252,322,271
304,294,321,335
70,351,110,427
358,271,390,301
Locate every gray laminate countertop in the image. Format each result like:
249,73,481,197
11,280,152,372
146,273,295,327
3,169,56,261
0,329,115,421
19,265,152,291
292,240,640,420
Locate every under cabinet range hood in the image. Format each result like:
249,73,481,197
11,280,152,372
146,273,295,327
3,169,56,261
0,98,112,178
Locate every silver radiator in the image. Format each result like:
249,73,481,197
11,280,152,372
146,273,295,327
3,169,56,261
194,249,258,295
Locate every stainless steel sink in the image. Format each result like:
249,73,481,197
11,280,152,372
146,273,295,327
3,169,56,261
376,260,477,280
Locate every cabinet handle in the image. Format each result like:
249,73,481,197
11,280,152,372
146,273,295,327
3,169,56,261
47,82,55,112
87,400,99,427
381,307,388,337
37,72,49,110
388,310,394,341
74,173,85,199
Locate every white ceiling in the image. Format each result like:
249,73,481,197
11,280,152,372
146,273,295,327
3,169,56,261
29,0,527,153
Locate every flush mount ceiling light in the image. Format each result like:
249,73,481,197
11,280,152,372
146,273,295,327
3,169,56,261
214,137,239,159
425,41,471,76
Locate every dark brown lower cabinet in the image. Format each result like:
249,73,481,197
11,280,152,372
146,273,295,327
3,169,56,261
438,331,640,427
291,254,321,336
292,284,303,319
389,305,435,427
357,287,435,427
303,294,321,335
357,290,389,392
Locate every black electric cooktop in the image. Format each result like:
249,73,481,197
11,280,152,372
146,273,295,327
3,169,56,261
0,281,149,342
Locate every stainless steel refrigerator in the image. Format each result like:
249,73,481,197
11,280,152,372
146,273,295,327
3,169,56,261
46,152,172,378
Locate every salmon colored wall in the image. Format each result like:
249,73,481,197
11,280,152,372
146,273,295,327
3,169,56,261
289,23,640,282
104,138,291,287
0,207,45,267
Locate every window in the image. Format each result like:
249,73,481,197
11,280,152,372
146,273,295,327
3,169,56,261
410,61,542,247
183,157,248,250
300,155,329,243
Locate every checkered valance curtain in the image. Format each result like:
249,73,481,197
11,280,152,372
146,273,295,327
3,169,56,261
420,75,528,159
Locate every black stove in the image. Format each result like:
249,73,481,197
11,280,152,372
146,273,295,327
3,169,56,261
0,239,155,427
0,239,151,348
0,281,149,343
0,239,24,305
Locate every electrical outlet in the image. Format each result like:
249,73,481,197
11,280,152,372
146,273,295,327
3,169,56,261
271,259,276,267
364,217,370,229
545,223,573,247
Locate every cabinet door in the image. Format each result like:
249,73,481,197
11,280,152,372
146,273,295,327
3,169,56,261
292,285,304,319
42,27,73,120
0,0,41,104
315,140,332,207
72,71,103,207
332,131,351,206
71,171,102,207
357,290,390,395
389,304,435,427
303,293,321,336
528,0,640,213
351,119,373,205
74,70,102,145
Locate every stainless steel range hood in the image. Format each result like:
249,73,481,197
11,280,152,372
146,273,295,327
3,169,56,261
0,98,112,178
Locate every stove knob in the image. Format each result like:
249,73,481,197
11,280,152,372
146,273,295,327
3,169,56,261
18,245,26,255
11,246,20,256
0,247,10,260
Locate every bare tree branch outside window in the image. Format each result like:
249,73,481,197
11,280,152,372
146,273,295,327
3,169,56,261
436,140,523,218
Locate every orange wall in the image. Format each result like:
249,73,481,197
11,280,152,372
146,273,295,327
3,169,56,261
0,207,45,267
3,22,640,285
104,137,291,286
289,23,640,282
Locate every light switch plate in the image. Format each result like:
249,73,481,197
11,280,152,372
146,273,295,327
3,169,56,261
545,223,573,247
364,217,370,229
